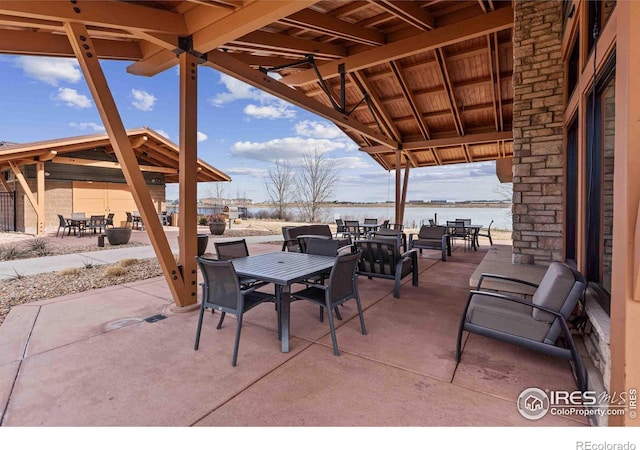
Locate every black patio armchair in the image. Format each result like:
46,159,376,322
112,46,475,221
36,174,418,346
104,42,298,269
194,257,276,367
87,215,106,234
105,213,115,228
354,239,418,298
292,251,367,356
408,225,450,261
367,227,407,252
456,262,588,391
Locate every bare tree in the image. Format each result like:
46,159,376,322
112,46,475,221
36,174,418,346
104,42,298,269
294,148,338,223
264,159,295,220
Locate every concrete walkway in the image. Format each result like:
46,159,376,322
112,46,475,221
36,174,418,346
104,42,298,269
0,232,282,280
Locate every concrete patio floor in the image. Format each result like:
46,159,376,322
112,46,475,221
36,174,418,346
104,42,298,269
0,241,588,427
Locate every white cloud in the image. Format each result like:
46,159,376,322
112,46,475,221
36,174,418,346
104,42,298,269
69,122,105,132
244,103,296,119
156,129,170,139
211,74,297,120
331,156,374,170
14,56,81,86
131,89,156,111
52,88,92,109
210,74,272,106
294,120,344,139
225,167,268,177
231,137,347,162
197,131,208,142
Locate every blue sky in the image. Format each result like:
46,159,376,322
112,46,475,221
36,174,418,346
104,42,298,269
0,55,508,203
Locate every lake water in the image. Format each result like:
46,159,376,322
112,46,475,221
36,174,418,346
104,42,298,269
325,206,512,230
251,205,513,231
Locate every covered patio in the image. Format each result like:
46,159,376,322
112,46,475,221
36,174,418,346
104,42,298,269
0,241,584,426
1,0,640,431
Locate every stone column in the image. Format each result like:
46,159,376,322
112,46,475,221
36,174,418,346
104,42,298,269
511,0,564,265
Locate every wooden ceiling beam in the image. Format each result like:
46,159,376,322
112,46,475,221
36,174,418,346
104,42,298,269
374,0,435,31
434,48,464,136
359,130,512,153
351,71,401,142
282,6,513,86
0,1,188,35
486,34,499,132
0,29,142,60
389,61,431,140
51,156,177,174
230,30,347,59
203,50,398,149
279,9,385,46
128,0,316,76
494,32,504,132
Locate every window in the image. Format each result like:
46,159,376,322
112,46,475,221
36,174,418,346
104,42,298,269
584,60,615,313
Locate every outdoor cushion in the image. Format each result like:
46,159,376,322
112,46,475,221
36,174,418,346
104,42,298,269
531,262,577,322
466,293,549,341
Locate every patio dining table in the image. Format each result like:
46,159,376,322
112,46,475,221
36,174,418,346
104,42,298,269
231,251,336,353
446,223,483,250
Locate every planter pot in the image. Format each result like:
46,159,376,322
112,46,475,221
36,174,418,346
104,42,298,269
106,227,132,245
197,234,209,256
209,222,225,235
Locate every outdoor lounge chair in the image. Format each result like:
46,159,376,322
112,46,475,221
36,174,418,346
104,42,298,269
354,239,418,298
367,227,407,252
292,251,366,356
194,257,275,367
456,262,588,391
408,225,450,261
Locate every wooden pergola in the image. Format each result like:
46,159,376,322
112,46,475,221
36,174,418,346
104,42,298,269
0,0,514,309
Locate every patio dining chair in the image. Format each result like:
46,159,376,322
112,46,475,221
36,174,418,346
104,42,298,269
292,251,367,356
87,215,106,234
105,213,115,228
194,257,276,367
447,220,472,250
214,239,267,290
456,262,588,392
476,220,494,246
56,214,74,238
344,220,361,240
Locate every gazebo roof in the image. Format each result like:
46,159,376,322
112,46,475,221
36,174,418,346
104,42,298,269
0,127,231,183
0,0,514,171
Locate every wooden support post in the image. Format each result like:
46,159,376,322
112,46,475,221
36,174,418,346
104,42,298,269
395,150,401,224
178,51,200,304
609,0,640,425
399,156,410,226
36,161,45,235
64,22,186,306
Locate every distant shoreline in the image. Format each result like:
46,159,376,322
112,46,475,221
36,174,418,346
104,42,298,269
252,202,511,209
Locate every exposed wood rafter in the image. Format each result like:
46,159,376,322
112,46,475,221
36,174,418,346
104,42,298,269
389,61,431,140
351,71,401,142
282,6,513,86
434,48,464,136
375,0,435,31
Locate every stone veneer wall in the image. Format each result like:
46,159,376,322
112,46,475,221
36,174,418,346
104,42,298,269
511,0,565,265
